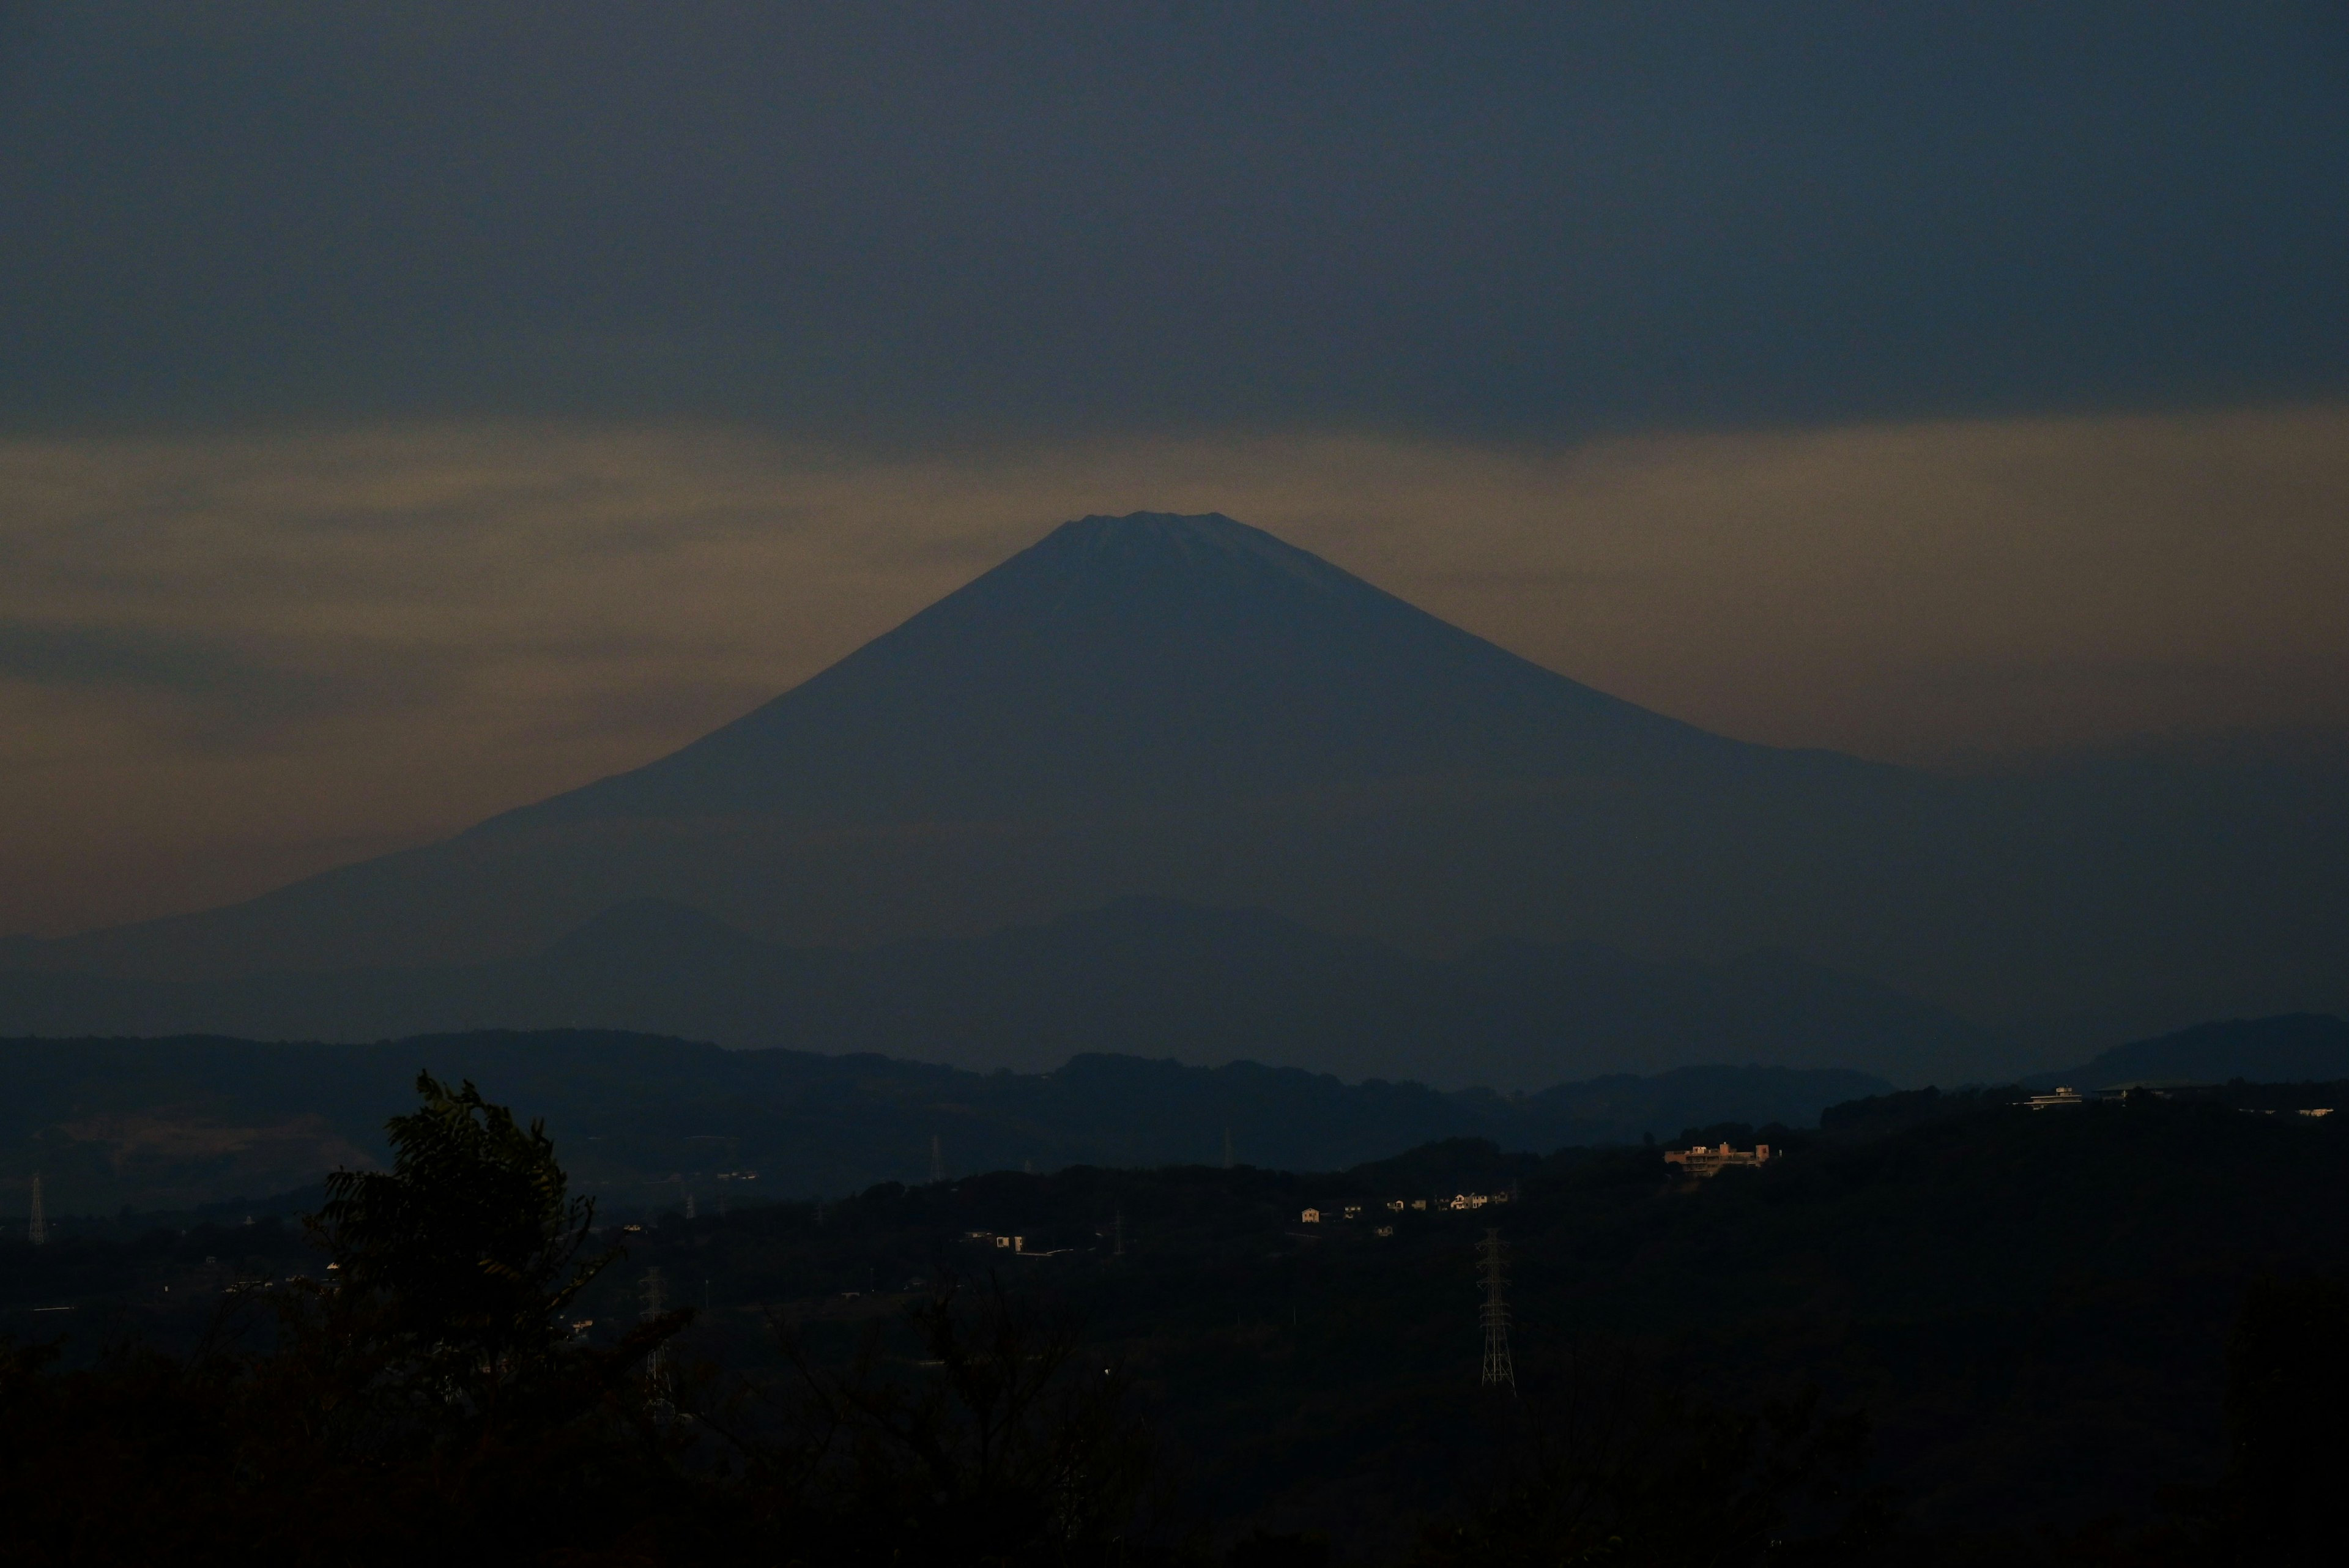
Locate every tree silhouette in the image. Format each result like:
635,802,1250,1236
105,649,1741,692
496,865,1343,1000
0,1071,705,1567
757,1273,1166,1566
317,1072,611,1360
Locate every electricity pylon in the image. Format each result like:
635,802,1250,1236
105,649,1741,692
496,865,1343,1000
640,1266,667,1320
639,1267,670,1391
26,1174,45,1246
1478,1228,1515,1392
930,1134,946,1184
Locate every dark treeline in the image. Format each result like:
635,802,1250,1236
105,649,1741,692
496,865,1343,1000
0,1076,1176,1566
0,1080,1880,1566
5,1079,2349,1564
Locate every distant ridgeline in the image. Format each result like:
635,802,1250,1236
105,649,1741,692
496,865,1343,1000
0,1029,1887,1218
2022,1013,2349,1090
4,1013,2345,1221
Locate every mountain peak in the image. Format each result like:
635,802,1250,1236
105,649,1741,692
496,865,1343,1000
954,511,1411,620
1044,510,1253,545
1028,510,1343,579
482,511,1724,831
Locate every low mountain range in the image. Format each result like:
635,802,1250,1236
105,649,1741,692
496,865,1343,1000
6,1014,2340,1221
0,1029,1887,1216
7,513,2343,1068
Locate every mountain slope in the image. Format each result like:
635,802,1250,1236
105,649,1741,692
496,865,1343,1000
2033,1014,2349,1090
484,511,1749,829
6,511,1882,983
8,512,2345,1035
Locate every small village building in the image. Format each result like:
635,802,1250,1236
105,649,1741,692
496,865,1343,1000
1664,1142,1774,1177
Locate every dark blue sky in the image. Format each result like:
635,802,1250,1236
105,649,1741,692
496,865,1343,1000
6,2,2345,437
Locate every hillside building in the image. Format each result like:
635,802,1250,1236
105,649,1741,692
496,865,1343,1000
1664,1142,1773,1176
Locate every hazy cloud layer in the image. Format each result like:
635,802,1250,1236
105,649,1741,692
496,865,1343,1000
4,4,2345,435
4,407,2345,936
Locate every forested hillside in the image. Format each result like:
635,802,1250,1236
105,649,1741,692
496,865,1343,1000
7,1077,2347,1561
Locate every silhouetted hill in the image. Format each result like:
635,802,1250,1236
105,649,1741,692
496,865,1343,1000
0,1028,1885,1216
660,1091,2349,1544
0,896,2002,1086
25,1087,2349,1556
2027,1013,2349,1089
10,513,2345,1043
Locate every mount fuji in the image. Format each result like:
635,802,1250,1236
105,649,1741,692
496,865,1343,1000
9,512,2344,1068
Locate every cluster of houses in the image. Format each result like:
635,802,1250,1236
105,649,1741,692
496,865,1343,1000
2029,1085,2334,1116
1299,1191,1512,1225
961,1230,1075,1257
1663,1142,1773,1177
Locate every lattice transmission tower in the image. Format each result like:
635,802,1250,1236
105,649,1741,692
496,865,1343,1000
1477,1228,1515,1392
639,1266,671,1391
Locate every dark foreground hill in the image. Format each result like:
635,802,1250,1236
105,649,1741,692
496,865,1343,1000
592,1096,2349,1552
9,1083,2349,1562
0,1029,1887,1217
11,513,2345,1051
0,896,2007,1087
